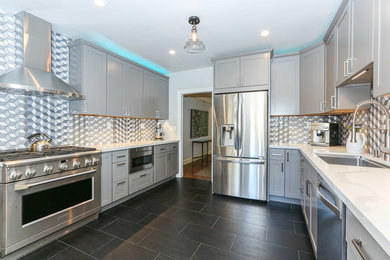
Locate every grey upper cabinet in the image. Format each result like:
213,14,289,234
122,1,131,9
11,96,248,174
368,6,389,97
374,0,390,97
214,51,271,93
69,44,107,115
214,57,240,89
107,55,127,117
143,71,169,119
325,30,337,112
350,0,374,75
69,39,168,119
300,44,325,114
125,63,143,118
271,54,300,115
335,4,351,87
240,53,270,87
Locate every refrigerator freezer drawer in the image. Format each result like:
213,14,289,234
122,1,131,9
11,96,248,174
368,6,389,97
213,157,267,200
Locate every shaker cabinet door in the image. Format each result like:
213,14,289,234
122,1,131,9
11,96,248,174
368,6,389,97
269,159,285,197
125,63,143,118
214,58,240,89
241,53,270,88
107,55,127,117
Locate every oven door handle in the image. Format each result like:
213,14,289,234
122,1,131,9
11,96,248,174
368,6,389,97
14,169,96,191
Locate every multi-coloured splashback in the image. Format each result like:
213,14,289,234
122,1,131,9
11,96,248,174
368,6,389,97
0,10,157,150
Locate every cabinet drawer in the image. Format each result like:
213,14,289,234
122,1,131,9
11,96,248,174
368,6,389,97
113,179,129,201
112,161,128,181
154,145,169,154
346,208,390,259
269,149,285,161
169,143,178,152
129,168,154,194
112,150,128,163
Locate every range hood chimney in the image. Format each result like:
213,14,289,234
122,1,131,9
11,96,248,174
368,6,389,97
0,11,84,99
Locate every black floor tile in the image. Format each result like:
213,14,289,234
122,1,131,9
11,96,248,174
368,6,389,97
266,227,313,252
101,219,152,243
179,223,236,251
139,231,200,260
231,235,299,260
155,254,175,260
170,208,218,228
20,241,68,260
192,194,229,207
50,247,95,260
268,207,304,222
168,198,206,211
59,226,114,254
201,203,247,221
213,218,266,241
294,221,309,236
92,238,157,260
243,211,295,232
227,200,268,216
104,205,150,223
192,244,251,260
138,201,175,215
138,214,189,235
87,214,117,230
299,250,316,260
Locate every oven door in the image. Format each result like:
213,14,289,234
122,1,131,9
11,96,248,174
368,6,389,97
130,152,153,173
4,167,101,251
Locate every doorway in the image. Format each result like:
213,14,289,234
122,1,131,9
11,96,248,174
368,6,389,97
182,92,212,181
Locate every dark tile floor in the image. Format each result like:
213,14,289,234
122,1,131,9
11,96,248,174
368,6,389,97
21,178,314,260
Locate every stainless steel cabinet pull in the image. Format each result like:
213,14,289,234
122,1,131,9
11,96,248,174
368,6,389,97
14,169,96,191
331,95,336,109
140,173,147,178
306,180,310,196
317,182,341,218
117,180,126,185
344,60,348,77
286,152,289,162
281,162,284,172
271,153,282,157
352,239,367,260
117,155,126,158
116,163,126,167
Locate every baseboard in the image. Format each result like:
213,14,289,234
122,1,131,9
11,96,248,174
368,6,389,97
269,195,301,205
183,152,212,165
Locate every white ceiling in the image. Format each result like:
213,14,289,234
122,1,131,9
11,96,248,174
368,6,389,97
1,0,342,74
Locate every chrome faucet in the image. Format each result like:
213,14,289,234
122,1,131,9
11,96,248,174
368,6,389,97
352,99,390,162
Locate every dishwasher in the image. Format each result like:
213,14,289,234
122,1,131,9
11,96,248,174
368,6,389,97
317,175,346,260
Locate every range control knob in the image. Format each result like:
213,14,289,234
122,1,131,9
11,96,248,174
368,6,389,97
10,171,23,180
44,165,54,174
92,158,100,165
85,159,92,167
59,163,69,172
25,168,37,178
73,160,81,168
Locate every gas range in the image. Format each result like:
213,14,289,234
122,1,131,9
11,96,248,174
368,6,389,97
0,145,102,256
0,146,101,183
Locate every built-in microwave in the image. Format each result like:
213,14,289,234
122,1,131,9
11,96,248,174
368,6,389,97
130,147,153,173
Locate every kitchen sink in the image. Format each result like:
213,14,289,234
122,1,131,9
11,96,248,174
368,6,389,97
317,154,390,169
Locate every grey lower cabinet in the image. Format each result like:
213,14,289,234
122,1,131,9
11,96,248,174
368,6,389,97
153,143,179,182
300,44,325,114
129,168,154,194
143,71,169,119
301,155,318,255
269,149,300,200
168,143,179,177
346,208,390,260
101,152,112,207
154,151,168,183
270,54,300,116
111,151,129,201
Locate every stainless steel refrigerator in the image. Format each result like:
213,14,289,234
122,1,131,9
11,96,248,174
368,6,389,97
213,91,268,200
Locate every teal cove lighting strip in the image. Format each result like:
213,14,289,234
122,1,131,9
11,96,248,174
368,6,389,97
83,32,169,75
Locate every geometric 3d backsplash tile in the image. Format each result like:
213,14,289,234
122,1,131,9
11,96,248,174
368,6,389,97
0,10,157,150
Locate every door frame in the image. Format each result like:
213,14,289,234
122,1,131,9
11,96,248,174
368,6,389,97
177,87,213,179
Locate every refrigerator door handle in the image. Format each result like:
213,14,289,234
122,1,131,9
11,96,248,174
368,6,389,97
237,93,243,153
214,157,266,165
234,95,239,152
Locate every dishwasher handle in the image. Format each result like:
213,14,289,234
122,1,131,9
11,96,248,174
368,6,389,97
318,181,341,218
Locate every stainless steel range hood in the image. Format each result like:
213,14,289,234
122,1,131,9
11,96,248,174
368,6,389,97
0,12,84,99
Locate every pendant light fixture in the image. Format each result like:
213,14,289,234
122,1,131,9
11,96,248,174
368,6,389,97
184,16,206,53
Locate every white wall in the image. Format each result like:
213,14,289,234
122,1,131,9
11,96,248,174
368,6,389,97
183,97,212,162
164,67,213,139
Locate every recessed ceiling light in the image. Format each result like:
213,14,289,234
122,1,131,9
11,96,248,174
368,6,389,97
169,49,176,55
261,30,270,37
94,0,106,7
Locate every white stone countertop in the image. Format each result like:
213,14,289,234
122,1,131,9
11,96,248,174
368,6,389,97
270,143,390,256
94,139,180,153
